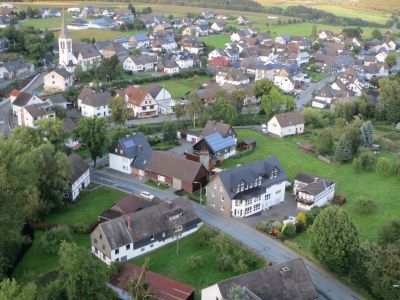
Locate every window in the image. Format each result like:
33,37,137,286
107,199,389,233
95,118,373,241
126,244,130,250
266,194,271,200
175,225,183,232
115,249,119,255
162,232,166,238
100,234,102,239
221,196,224,202
221,206,224,211
102,245,105,250
116,258,120,262
150,244,154,248
276,190,281,194
141,247,145,252
151,235,154,241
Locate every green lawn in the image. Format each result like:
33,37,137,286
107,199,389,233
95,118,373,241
145,179,169,190
20,15,74,30
152,141,178,150
200,35,230,49
223,129,400,243
142,75,212,99
13,232,91,280
44,187,127,225
132,229,266,299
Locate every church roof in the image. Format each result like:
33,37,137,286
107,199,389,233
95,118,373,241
59,10,71,40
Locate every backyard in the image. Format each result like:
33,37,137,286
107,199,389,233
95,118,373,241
132,228,266,300
13,186,127,280
224,129,400,244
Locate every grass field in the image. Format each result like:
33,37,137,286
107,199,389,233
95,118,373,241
223,129,400,243
200,35,230,49
44,187,127,225
13,232,91,280
142,75,212,99
132,229,266,300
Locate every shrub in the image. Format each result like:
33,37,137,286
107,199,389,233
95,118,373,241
37,226,73,255
187,255,203,270
305,206,322,226
352,148,376,172
233,259,249,273
376,157,393,176
282,223,296,239
377,219,400,245
197,227,218,247
354,197,378,215
272,221,282,230
70,222,90,234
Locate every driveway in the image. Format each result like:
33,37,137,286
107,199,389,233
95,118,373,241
237,194,298,228
296,76,333,109
0,99,12,136
91,171,364,300
126,114,176,126
167,140,193,156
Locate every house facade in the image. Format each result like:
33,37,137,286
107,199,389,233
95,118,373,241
147,85,175,115
44,68,74,92
121,86,158,118
17,103,55,128
206,157,288,217
294,173,336,210
91,198,202,264
65,154,90,201
78,90,112,118
267,111,305,137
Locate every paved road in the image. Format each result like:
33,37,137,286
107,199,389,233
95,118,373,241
125,114,177,126
296,76,333,109
22,72,45,94
92,170,364,300
0,99,12,136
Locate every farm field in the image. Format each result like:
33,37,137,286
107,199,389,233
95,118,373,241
132,229,266,300
142,75,212,99
223,129,400,243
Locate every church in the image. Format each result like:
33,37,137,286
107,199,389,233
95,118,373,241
58,12,102,72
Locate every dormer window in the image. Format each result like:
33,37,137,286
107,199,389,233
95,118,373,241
271,168,279,178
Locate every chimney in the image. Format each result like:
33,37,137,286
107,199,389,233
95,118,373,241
127,216,132,230
280,266,292,280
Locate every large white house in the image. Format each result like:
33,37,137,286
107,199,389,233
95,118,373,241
17,103,55,128
206,157,288,218
77,87,112,117
119,86,158,118
91,198,202,265
122,54,157,73
147,85,175,115
65,154,90,201
294,173,336,210
11,91,44,115
44,68,74,92
267,111,304,137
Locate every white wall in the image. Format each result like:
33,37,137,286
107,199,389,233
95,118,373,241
109,153,132,174
81,104,110,117
201,284,223,300
71,169,90,201
267,117,304,137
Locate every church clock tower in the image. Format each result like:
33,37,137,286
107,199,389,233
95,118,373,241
58,11,73,71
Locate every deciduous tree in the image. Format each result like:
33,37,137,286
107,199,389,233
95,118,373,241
110,96,129,126
0,279,36,300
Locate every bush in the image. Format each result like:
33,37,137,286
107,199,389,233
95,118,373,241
305,206,322,226
256,222,270,233
70,222,90,234
377,219,400,245
354,197,378,215
376,157,393,176
282,223,296,239
352,149,376,172
37,226,73,255
197,227,218,247
187,255,203,270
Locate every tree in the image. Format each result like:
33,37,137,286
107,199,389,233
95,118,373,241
335,133,354,162
282,223,296,239
226,285,249,300
385,52,398,68
231,89,245,113
30,143,72,214
359,121,373,147
77,117,109,167
316,128,333,155
215,98,238,125
11,127,42,150
311,206,359,274
124,259,154,299
377,157,393,176
371,28,383,40
253,79,274,98
187,255,203,270
379,77,400,123
377,219,400,245
37,226,72,255
310,24,317,40
352,148,376,172
162,120,178,144
97,55,123,81
53,105,67,119
110,96,129,126
36,118,66,151
260,87,292,117
0,279,37,300
365,244,400,300
186,93,204,128
59,241,112,300
142,7,152,14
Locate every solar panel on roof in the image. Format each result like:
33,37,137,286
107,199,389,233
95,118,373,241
122,139,135,149
204,132,236,153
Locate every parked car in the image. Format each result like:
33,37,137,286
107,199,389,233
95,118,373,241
140,191,155,200
283,216,296,225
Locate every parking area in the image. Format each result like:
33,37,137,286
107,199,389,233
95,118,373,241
167,140,194,156
235,194,298,228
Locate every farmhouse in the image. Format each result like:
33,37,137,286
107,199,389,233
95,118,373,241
206,157,288,217
122,54,157,73
77,88,112,118
11,92,43,115
119,86,158,118
193,132,236,162
294,173,336,210
91,198,202,264
17,103,55,128
65,154,90,201
202,258,318,300
267,111,304,137
146,85,175,115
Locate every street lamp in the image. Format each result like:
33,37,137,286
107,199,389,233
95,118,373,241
194,181,203,205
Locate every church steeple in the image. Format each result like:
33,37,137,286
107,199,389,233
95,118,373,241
59,10,71,40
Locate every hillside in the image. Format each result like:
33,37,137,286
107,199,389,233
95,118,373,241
257,0,400,12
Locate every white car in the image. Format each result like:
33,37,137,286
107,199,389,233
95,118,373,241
283,216,296,225
140,191,155,200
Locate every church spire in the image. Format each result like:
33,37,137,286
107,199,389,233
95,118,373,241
59,10,71,39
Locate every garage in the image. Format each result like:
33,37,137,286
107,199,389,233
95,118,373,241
172,177,182,190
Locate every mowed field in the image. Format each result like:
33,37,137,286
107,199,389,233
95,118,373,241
257,0,391,24
223,129,400,243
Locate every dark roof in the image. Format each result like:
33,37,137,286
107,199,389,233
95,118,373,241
217,258,319,300
197,132,236,154
295,173,335,196
47,95,69,105
78,87,94,100
52,68,72,78
112,133,153,169
12,92,35,107
68,153,89,183
146,84,164,99
273,111,304,127
100,198,200,248
216,157,287,199
110,264,194,300
202,120,234,138
81,91,111,107
72,43,101,59
146,151,208,183
24,103,54,118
